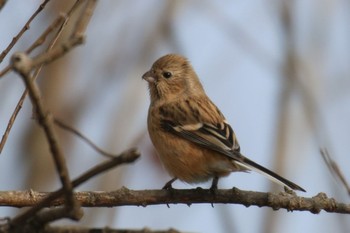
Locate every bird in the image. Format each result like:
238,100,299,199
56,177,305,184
142,54,305,192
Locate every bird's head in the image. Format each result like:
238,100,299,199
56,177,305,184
142,54,204,103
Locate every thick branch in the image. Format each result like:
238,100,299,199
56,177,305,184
0,188,348,214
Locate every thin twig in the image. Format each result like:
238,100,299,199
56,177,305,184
0,17,66,153
26,27,82,69
292,61,350,195
0,0,85,153
0,2,82,78
28,0,97,69
320,148,350,195
0,90,27,154
26,15,66,54
0,66,11,77
0,0,51,64
54,119,118,159
0,0,95,153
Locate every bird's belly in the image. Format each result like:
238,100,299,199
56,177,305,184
152,134,237,183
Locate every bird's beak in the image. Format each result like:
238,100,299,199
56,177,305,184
142,70,156,83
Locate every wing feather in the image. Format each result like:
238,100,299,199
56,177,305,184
161,120,242,160
161,119,306,192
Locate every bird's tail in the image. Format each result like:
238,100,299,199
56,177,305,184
234,154,306,192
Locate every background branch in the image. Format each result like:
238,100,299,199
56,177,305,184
45,226,182,233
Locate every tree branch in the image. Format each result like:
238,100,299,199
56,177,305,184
8,148,140,228
44,226,182,233
11,52,78,217
0,188,348,214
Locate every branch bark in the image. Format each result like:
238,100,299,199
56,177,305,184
0,188,348,214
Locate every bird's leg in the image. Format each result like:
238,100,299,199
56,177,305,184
209,176,219,207
163,177,177,208
210,176,219,194
162,177,177,190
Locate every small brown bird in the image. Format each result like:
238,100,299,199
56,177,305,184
143,54,305,192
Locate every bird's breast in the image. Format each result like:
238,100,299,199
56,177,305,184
147,107,235,183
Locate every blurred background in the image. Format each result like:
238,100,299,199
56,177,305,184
0,0,349,232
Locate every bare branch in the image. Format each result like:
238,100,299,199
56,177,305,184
0,187,349,214
11,52,79,220
45,226,182,233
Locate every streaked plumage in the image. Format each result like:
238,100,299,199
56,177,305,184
143,54,305,192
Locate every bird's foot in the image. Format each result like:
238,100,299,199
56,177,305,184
209,176,219,194
162,177,177,190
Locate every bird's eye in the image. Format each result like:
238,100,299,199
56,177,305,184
162,71,172,79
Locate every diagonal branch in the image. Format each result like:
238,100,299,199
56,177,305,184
320,148,350,195
10,52,78,216
0,0,51,64
54,118,119,159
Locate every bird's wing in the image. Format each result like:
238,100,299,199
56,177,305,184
161,119,306,192
161,119,241,159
